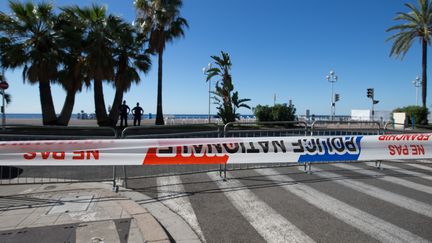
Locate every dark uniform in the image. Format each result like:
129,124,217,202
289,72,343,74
119,101,130,127
132,103,144,126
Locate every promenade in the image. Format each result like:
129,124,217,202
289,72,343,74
0,181,201,243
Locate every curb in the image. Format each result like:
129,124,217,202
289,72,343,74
117,187,202,243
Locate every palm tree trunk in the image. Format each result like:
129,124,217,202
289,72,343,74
94,78,109,126
155,49,165,125
108,87,123,127
422,39,427,109
39,81,57,125
56,89,76,126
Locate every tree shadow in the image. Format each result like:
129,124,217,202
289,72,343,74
0,166,23,179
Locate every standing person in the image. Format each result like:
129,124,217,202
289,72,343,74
132,102,144,126
119,100,130,127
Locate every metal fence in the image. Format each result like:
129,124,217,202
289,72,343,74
0,125,118,187
1,121,430,187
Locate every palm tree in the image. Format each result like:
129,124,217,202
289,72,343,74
107,17,152,126
387,0,432,108
73,5,116,126
0,72,11,105
55,7,90,126
135,0,188,125
205,51,250,124
0,1,60,125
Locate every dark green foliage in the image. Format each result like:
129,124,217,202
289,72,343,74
393,105,429,125
254,104,297,122
0,1,152,126
387,0,432,107
205,51,251,124
0,0,60,125
135,0,189,125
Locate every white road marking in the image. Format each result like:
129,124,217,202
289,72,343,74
256,168,428,243
408,163,432,173
157,175,206,242
300,166,432,218
207,172,315,243
413,159,432,164
332,163,432,195
366,162,432,182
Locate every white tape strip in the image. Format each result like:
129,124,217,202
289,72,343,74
0,133,431,166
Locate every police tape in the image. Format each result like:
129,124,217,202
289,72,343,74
0,133,431,166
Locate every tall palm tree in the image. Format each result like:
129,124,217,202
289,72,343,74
0,1,59,125
0,72,11,104
206,51,250,124
55,7,90,126
73,5,115,126
108,17,151,126
387,0,432,108
135,0,188,125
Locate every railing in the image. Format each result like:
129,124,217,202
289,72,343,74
2,121,432,188
0,125,118,188
0,124,117,140
310,120,382,136
224,121,308,137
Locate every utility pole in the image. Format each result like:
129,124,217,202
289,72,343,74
326,70,338,120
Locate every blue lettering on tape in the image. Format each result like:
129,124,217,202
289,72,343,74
293,136,362,163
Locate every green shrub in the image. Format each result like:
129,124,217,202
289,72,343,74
254,104,296,122
392,106,429,125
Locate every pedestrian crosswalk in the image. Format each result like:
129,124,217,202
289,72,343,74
139,161,432,243
332,163,432,195
157,175,206,242
304,165,432,218
256,168,428,243
207,171,315,243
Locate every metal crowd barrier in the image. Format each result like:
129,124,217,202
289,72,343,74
119,125,222,188
310,120,382,136
0,125,118,187
2,121,432,188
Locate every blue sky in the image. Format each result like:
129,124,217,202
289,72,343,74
0,0,428,116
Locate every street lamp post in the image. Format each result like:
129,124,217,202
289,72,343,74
412,76,422,106
326,70,338,120
203,63,212,123
0,70,6,130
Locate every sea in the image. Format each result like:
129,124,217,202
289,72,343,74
5,113,256,120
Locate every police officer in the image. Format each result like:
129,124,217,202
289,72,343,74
132,102,144,126
119,100,130,127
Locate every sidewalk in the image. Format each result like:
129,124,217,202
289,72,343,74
0,182,170,243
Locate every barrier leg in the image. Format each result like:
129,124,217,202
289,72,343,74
219,164,222,177
223,164,227,181
122,165,128,189
112,166,118,192
307,163,312,174
375,160,382,170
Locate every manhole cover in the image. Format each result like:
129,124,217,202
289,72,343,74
48,195,94,215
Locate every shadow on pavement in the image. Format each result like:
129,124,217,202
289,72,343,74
0,167,23,179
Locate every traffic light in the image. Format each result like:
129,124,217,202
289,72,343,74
367,88,374,99
335,93,340,102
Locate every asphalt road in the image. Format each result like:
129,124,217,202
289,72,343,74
8,160,432,242
124,160,432,243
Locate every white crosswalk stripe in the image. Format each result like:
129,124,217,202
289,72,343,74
408,163,432,173
299,166,432,218
255,168,428,243
157,175,206,242
332,163,432,195
366,162,432,182
207,171,315,243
